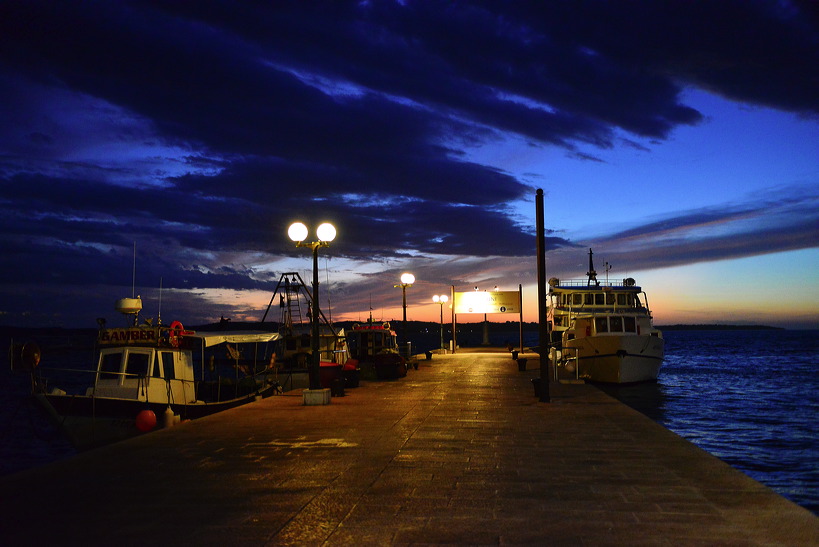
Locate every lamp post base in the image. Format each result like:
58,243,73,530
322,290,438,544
302,388,331,406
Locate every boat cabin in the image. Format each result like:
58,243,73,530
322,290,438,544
346,322,399,361
90,328,196,405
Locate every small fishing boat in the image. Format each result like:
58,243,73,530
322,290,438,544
17,297,282,449
345,318,407,380
547,249,664,383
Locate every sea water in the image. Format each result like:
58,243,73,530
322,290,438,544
598,329,818,515
1,329,817,514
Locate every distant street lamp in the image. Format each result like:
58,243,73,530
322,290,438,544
395,273,415,355
288,221,336,390
432,294,449,350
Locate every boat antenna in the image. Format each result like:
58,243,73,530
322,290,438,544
132,241,137,297
158,276,163,325
604,262,611,285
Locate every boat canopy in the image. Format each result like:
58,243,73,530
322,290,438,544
187,331,281,347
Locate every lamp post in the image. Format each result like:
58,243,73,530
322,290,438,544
395,273,415,357
288,221,336,391
432,294,449,350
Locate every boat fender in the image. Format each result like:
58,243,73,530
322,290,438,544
168,320,184,347
163,406,176,428
136,409,157,432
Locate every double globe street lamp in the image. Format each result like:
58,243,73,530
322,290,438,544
288,221,336,391
432,294,449,351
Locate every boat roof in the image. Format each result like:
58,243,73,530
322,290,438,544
185,331,282,347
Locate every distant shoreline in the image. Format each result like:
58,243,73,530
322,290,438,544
655,324,783,331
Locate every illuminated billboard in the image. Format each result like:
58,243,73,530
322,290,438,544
452,290,520,314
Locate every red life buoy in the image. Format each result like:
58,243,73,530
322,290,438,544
168,320,184,347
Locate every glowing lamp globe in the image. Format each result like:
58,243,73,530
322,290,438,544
288,222,308,242
316,222,336,242
440,294,448,303
400,273,415,285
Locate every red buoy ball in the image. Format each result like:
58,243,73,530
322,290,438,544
135,410,157,432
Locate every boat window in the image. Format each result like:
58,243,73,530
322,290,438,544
606,293,615,305
594,293,604,305
624,316,636,332
125,351,150,378
554,316,563,327
595,317,608,333
572,293,582,306
617,294,627,306
584,293,594,305
160,352,175,380
610,316,623,332
627,294,635,307
99,353,122,379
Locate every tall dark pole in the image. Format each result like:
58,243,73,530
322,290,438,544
402,286,408,336
310,245,320,390
536,189,551,402
439,303,444,349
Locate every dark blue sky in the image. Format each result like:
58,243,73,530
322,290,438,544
1,1,817,328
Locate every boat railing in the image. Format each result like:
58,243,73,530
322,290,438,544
551,279,638,289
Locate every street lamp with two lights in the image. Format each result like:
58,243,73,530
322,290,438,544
288,221,336,391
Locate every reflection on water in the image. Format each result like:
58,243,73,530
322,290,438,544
596,381,668,423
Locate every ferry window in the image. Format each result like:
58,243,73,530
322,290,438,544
610,316,623,332
594,293,604,305
584,293,594,305
554,316,563,327
617,294,627,306
627,295,635,307
624,317,636,332
573,294,582,306
595,317,608,333
125,352,150,378
99,353,122,379
606,294,615,305
161,352,175,380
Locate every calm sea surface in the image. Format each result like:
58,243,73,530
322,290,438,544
1,329,817,514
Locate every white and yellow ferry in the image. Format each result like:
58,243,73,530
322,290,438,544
547,250,664,383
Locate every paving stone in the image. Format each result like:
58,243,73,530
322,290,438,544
1,351,816,545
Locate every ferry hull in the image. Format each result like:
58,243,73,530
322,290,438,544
568,334,664,384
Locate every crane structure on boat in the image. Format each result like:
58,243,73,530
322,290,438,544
260,272,346,367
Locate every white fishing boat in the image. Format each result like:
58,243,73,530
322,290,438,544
18,297,282,449
547,249,664,383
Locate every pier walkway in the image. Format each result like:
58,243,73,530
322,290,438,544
2,351,817,545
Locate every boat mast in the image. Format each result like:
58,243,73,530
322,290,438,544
587,248,600,287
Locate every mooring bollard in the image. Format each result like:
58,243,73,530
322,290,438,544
511,350,519,360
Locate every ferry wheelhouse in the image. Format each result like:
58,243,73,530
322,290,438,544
547,250,664,383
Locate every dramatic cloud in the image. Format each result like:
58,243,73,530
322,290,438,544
0,1,816,326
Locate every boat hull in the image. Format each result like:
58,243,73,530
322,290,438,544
373,352,407,380
566,334,664,384
35,380,279,450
